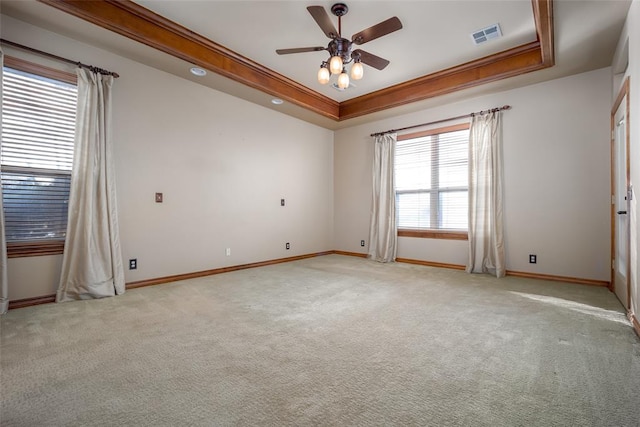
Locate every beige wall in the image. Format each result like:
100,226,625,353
3,15,335,300
1,12,623,302
335,68,612,282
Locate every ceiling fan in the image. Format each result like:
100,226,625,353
276,3,403,89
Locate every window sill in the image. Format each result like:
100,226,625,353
7,241,65,258
398,229,468,240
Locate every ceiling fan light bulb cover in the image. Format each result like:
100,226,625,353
329,55,343,74
317,66,330,84
350,62,364,80
338,71,350,89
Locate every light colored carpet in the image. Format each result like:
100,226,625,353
1,254,639,426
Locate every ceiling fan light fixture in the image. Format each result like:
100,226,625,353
276,3,403,90
329,55,343,75
337,69,350,89
318,63,330,84
350,61,364,80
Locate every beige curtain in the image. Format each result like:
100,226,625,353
57,68,124,302
466,111,505,277
0,49,8,314
368,133,397,262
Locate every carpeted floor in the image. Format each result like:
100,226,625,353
1,254,639,426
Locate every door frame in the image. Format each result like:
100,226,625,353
610,76,631,309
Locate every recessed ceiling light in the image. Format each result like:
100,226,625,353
271,98,284,105
190,67,207,77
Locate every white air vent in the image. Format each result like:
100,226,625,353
331,81,357,91
471,24,502,45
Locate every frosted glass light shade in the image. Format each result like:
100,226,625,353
317,67,330,84
337,71,349,89
350,62,364,80
329,56,343,75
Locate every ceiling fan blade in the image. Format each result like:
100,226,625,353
276,47,326,55
351,17,403,45
353,49,390,70
307,6,339,38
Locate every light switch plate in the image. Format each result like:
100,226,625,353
155,192,163,203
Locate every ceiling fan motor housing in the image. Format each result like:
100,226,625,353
328,37,353,63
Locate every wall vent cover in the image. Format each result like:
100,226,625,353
471,24,502,45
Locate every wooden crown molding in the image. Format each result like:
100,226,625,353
532,0,554,66
340,42,544,120
38,0,554,121
38,0,340,120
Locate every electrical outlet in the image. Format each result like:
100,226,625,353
225,248,231,256
155,192,163,203
286,242,290,250
281,199,285,206
129,258,137,270
360,240,365,247
529,254,537,264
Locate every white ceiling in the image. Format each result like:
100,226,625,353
0,0,632,129
134,0,538,102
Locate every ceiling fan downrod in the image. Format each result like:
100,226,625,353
329,3,352,65
330,3,348,37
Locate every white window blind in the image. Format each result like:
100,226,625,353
1,66,77,242
395,127,469,230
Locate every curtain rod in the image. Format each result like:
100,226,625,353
0,39,120,78
370,105,511,137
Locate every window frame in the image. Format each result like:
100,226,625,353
396,123,470,241
2,56,77,258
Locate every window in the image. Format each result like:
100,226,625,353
395,123,470,239
1,57,77,257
